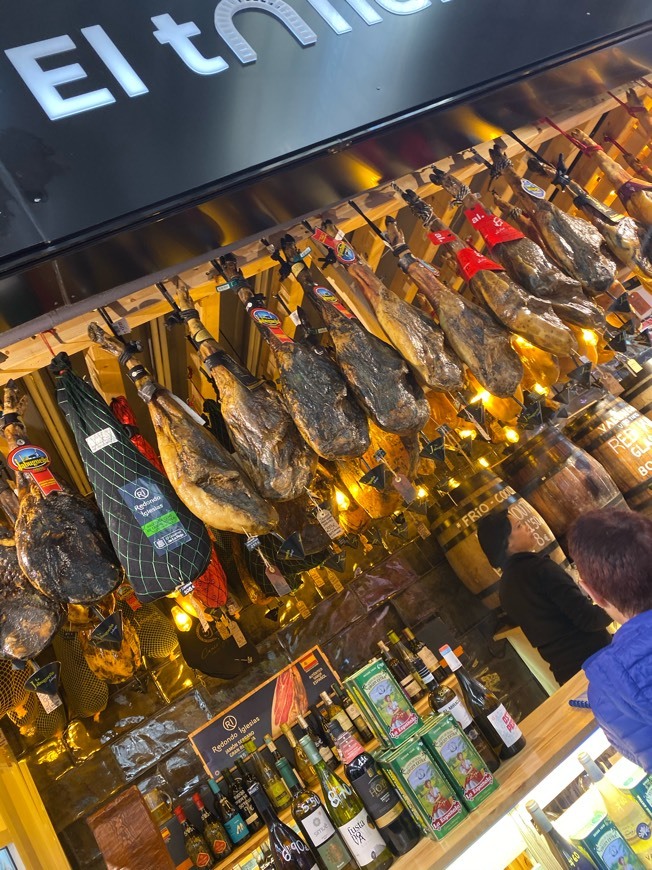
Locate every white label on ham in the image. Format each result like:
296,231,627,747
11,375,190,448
37,692,62,714
315,509,344,540
86,427,118,452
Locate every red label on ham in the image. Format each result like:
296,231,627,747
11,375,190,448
428,229,457,245
464,204,524,246
455,248,505,280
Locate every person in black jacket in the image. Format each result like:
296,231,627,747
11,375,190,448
477,509,612,685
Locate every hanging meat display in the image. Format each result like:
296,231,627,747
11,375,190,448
86,325,278,535
429,166,605,329
78,611,142,684
488,141,619,296
54,357,213,602
310,221,465,391
220,253,370,461
278,235,430,434
395,186,577,356
383,217,524,398
170,282,317,501
2,384,121,605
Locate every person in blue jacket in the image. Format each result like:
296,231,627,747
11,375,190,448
569,509,652,773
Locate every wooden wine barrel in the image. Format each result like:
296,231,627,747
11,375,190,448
565,394,652,516
621,359,652,420
497,426,626,540
431,469,569,610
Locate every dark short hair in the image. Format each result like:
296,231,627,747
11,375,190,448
477,509,512,569
568,509,652,616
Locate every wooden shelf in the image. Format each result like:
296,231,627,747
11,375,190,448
222,674,595,870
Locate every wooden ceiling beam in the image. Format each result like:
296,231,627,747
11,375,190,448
85,343,126,404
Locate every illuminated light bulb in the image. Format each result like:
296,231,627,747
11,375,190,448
171,605,192,632
581,329,598,346
458,429,476,439
448,478,460,489
334,489,350,511
504,428,520,444
533,383,548,396
177,595,198,619
478,457,490,468
513,336,535,349
417,486,428,499
471,390,490,404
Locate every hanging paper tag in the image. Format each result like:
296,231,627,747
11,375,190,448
278,531,305,560
464,203,524,245
311,286,355,319
359,464,388,490
324,550,347,573
7,445,62,496
521,178,546,199
90,612,124,651
26,662,63,713
428,229,457,245
294,598,311,619
392,474,417,504
420,436,446,462
244,536,261,552
216,616,231,640
300,246,312,259
85,428,119,453
228,618,247,648
455,248,505,281
315,508,345,540
597,370,624,396
330,574,344,593
416,521,431,539
189,594,210,632
311,228,357,264
112,317,131,336
374,448,387,461
265,564,292,596
250,308,294,344
627,359,644,375
289,310,302,327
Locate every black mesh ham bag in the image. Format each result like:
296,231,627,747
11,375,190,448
54,357,211,602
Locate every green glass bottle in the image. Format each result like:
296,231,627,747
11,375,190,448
173,805,215,869
207,778,250,845
192,792,232,860
243,737,292,811
300,734,394,870
276,756,357,870
281,722,319,787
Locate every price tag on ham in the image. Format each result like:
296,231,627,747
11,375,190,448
392,473,417,504
463,203,524,245
312,286,355,319
250,308,293,344
314,507,345,540
265,564,292,596
311,228,357,264
428,229,457,245
90,612,124,651
454,248,505,281
7,445,62,496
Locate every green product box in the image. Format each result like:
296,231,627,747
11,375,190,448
570,810,645,869
379,737,467,840
344,659,422,747
418,713,499,811
378,755,434,840
609,759,652,819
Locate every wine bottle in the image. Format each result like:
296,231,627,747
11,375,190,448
173,805,216,869
402,628,445,680
298,713,338,771
331,683,374,743
377,641,422,703
223,767,264,833
207,777,250,845
440,645,526,760
258,841,275,869
243,738,293,811
276,755,357,870
281,723,319,787
246,779,318,870
264,734,284,763
579,752,652,865
386,630,430,689
427,674,500,773
526,800,596,869
300,734,394,870
328,719,421,857
319,691,358,738
192,792,233,860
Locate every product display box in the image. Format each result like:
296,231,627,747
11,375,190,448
344,659,422,747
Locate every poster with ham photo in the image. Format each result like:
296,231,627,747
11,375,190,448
189,646,340,778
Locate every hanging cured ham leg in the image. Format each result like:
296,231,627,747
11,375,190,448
396,187,576,356
172,283,316,501
87,323,278,535
311,221,465,391
383,217,523,398
569,128,652,229
2,384,121,604
489,141,618,296
430,166,604,330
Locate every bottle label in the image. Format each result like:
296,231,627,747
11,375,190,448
337,807,388,865
345,701,364,720
486,704,523,748
438,696,473,729
212,837,229,854
302,806,337,847
401,676,421,699
354,771,404,828
193,850,212,867
417,648,441,673
334,710,356,732
224,814,249,843
320,746,335,763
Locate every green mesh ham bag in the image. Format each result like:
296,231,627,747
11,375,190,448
53,356,211,602
53,632,109,719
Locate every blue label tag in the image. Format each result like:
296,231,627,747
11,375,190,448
118,478,191,552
